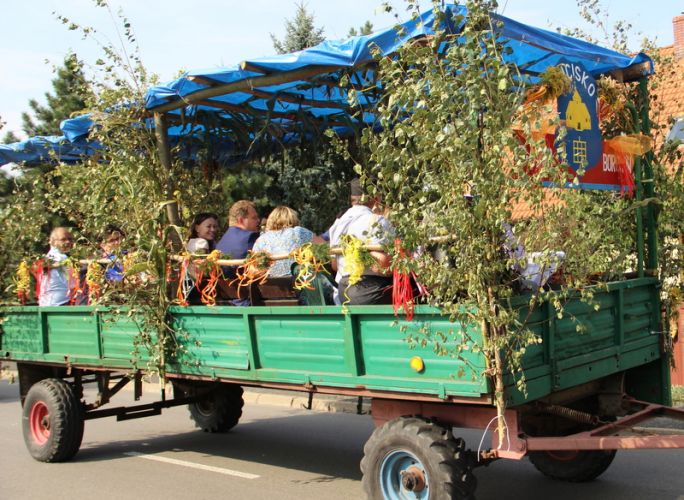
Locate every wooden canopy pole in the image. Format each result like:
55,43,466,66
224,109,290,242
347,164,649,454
154,112,182,251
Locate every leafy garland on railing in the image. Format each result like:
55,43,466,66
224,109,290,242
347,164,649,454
291,243,331,290
14,260,31,305
13,238,424,320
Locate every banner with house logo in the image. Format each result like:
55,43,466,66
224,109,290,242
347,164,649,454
555,60,630,191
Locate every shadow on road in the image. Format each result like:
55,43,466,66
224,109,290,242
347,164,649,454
76,412,371,481
3,380,684,499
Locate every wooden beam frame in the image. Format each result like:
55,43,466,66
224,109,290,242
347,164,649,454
192,99,353,128
149,65,343,114
187,74,352,110
246,88,350,110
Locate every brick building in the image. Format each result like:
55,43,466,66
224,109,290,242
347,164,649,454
654,14,684,146
661,14,684,386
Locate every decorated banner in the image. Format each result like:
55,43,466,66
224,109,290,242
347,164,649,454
555,60,633,192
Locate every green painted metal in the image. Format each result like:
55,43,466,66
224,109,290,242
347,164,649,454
627,99,646,278
638,77,659,273
0,278,665,406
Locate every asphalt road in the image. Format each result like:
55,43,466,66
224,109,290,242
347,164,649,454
1,380,683,500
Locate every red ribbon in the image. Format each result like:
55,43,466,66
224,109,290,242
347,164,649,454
392,239,415,321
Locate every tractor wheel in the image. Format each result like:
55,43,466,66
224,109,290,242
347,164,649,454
361,416,476,500
529,449,617,482
22,378,84,462
188,384,244,433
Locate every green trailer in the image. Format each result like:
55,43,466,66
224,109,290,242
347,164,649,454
3,5,683,500
3,275,684,499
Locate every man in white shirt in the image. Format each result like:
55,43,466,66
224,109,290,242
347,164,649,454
328,179,394,305
39,227,78,306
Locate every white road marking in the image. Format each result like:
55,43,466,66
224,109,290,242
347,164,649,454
124,451,260,479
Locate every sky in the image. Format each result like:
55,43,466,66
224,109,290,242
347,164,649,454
0,0,681,140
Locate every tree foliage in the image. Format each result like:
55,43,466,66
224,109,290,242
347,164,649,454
0,0,679,432
270,1,325,54
2,131,19,144
20,53,92,137
348,21,374,38
561,0,683,337
340,0,673,443
219,141,356,234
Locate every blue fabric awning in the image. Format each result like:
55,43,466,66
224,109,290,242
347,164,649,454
0,136,98,167
143,4,652,134
30,3,653,169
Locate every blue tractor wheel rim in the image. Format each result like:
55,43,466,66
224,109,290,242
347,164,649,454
380,449,429,500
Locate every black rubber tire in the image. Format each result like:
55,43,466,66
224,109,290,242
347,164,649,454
529,449,617,482
361,417,476,500
188,384,244,433
21,378,84,462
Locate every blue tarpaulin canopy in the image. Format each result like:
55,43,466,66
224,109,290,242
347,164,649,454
144,4,652,133
0,136,98,167
4,3,653,167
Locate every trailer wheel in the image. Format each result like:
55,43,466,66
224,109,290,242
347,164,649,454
21,378,84,462
188,384,244,433
361,417,476,500
529,449,617,482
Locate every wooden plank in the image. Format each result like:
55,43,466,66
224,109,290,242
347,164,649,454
246,88,349,110
193,99,351,128
187,74,224,87
240,61,270,75
149,65,343,113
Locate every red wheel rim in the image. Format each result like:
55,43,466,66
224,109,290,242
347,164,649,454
29,401,50,444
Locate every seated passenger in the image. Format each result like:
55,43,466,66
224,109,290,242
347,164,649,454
252,206,314,277
99,224,125,282
328,179,395,305
182,213,220,304
39,227,80,306
216,201,259,259
186,212,219,254
215,202,260,306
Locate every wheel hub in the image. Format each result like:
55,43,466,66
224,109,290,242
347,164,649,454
400,466,426,492
29,401,51,444
380,450,430,499
194,398,216,417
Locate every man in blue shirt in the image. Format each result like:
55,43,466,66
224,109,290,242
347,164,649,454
215,200,260,305
216,200,260,259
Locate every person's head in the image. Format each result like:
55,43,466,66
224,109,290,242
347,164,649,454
350,178,364,206
229,200,260,232
265,206,299,231
350,177,380,208
100,224,124,254
49,227,74,253
189,212,219,242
